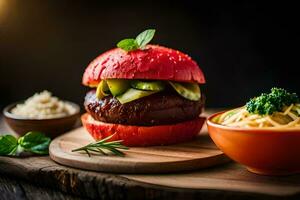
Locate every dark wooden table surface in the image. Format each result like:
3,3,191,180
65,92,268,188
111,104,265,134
1,114,300,200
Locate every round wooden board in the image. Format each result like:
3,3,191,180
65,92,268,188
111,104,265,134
49,127,229,173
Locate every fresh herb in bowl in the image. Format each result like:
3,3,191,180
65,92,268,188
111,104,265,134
0,132,50,156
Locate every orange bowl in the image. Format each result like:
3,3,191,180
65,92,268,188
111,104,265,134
207,111,300,175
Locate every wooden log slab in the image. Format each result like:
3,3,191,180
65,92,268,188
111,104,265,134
1,156,300,200
0,174,82,200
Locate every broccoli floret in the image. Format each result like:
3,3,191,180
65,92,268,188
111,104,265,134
246,88,299,115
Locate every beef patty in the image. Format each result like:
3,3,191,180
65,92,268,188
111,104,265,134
84,90,204,126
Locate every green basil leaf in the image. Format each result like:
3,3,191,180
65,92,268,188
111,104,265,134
135,29,155,48
0,135,18,156
117,38,138,51
18,132,50,155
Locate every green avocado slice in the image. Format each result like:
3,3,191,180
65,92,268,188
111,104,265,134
169,81,201,101
106,79,130,96
96,80,110,99
130,80,165,91
116,88,158,104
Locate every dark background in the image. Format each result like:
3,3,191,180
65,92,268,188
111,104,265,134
0,0,299,109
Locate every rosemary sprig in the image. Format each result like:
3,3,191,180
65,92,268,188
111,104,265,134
72,134,129,157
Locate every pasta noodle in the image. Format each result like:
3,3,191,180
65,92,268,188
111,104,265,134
215,104,300,129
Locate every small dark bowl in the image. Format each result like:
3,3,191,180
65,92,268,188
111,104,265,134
3,101,80,138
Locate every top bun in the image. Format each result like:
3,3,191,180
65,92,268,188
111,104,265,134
82,45,205,87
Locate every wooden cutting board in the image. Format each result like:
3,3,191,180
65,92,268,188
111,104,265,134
49,127,229,173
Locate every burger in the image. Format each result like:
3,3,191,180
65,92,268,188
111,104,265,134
82,29,206,146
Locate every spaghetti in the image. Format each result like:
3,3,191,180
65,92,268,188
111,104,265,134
215,104,300,128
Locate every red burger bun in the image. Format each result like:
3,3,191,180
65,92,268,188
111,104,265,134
81,113,206,146
82,45,205,87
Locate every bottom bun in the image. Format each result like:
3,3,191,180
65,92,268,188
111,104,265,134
81,113,205,146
